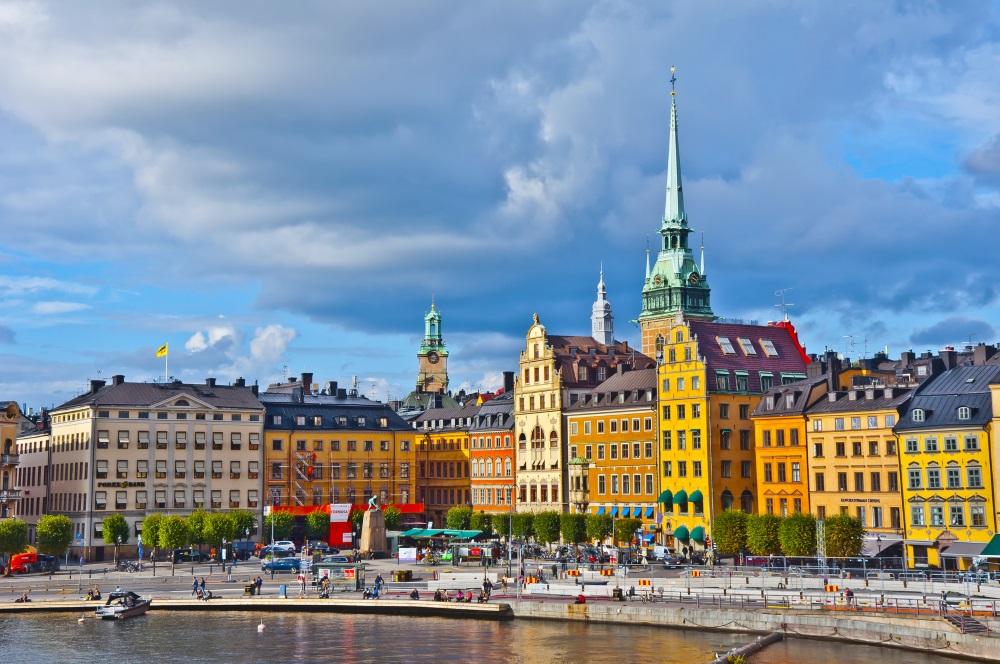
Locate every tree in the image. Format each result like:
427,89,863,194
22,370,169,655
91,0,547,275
712,509,748,556
264,511,295,542
560,513,587,546
35,514,74,558
493,513,512,540
614,518,643,546
141,513,164,551
304,508,330,541
446,506,473,530
586,513,613,543
158,516,191,551
102,513,130,563
187,508,209,548
511,513,534,540
229,509,257,540
779,513,817,557
350,509,364,533
0,518,28,561
469,512,493,536
533,511,561,546
382,506,402,531
203,512,236,548
824,514,865,558
746,513,782,556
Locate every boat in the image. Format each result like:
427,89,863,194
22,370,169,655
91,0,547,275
95,590,151,620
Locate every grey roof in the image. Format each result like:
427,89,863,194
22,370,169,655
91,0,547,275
259,391,412,432
567,368,657,412
413,403,481,431
399,391,460,411
54,381,263,412
751,375,829,418
805,385,913,416
469,392,514,432
895,365,1000,432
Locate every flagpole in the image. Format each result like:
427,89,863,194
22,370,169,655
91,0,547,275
165,349,169,383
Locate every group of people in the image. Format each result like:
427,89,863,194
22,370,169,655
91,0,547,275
13,592,30,603
84,587,103,601
190,576,214,601
431,578,492,604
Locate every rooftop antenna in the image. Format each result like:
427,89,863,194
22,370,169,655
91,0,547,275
773,288,794,321
842,335,857,358
282,364,289,380
670,65,676,95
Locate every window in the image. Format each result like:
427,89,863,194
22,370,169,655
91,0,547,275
137,460,148,479
813,419,823,432
851,417,861,430
693,461,702,477
950,504,965,527
760,339,778,357
212,432,223,449
662,405,670,420
211,490,222,509
720,430,731,450
791,462,800,482
138,431,149,449
740,430,751,450
764,463,773,482
95,491,107,510
691,429,701,449
957,406,971,420
94,460,109,479
870,472,881,491
677,431,686,449
908,468,922,489
967,466,983,488
644,441,653,458
678,461,687,477
117,431,129,449
717,337,736,354
212,460,223,479
230,432,241,449
622,474,630,495
610,420,618,434
927,467,941,489
610,475,618,494
739,404,749,419
835,418,844,431
886,439,896,456
116,460,128,479
868,441,879,456
248,461,259,479
852,442,862,456
716,372,730,391
598,475,606,494
777,463,787,482
964,435,980,451
230,460,241,479
930,505,944,526
905,438,918,453
736,374,749,392
759,374,773,391
971,505,986,527
661,432,670,450
174,460,186,479
885,414,896,427
837,472,848,491
677,404,686,419
945,466,961,489
910,505,925,527
721,461,732,478
813,443,823,458
911,409,924,423
765,498,774,514
741,460,751,478
97,430,109,448
814,473,825,491
737,337,756,355
867,416,878,429
888,471,898,492
136,491,147,508
835,442,845,456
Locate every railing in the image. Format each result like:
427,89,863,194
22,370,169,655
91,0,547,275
1,453,21,466
0,489,22,502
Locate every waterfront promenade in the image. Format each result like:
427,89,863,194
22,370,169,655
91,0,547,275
3,558,1000,661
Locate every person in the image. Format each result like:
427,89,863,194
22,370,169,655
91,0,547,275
93,586,102,600
845,587,855,609
432,589,442,602
191,577,199,596
442,589,451,602
86,589,95,601
574,593,586,605
297,573,306,598
199,577,206,594
15,592,29,603
409,588,420,600
501,577,508,595
320,576,330,599
203,588,213,601
372,585,380,600
256,576,263,595
477,590,488,603
375,573,384,592
551,564,557,580
195,587,204,600
465,590,473,603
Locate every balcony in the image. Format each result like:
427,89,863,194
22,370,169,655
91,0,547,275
1,453,20,467
0,489,22,503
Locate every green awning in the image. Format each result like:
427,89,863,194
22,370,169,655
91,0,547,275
690,526,705,541
980,534,1000,557
405,528,445,538
689,490,704,503
400,528,424,537
657,490,672,504
673,525,690,540
672,490,688,505
443,529,482,539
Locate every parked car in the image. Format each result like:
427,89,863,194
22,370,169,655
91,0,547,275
261,557,301,573
304,540,332,555
322,555,352,564
662,555,683,568
9,552,56,573
171,548,207,563
272,540,296,553
231,541,256,561
260,545,293,558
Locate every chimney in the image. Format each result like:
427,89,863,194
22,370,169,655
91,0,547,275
293,387,303,403
974,344,998,366
251,384,258,396
112,374,125,386
826,350,841,392
205,378,216,387
90,379,106,394
617,363,625,376
900,351,915,368
235,377,246,387
325,381,338,395
301,373,313,392
502,371,515,394
940,349,957,370
337,388,347,399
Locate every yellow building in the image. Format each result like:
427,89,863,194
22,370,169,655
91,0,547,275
657,319,808,554
1,401,24,520
897,366,1000,570
413,405,476,526
566,368,658,536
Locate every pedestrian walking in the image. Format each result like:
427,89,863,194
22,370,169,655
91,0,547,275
501,577,508,594
200,577,206,593
256,576,263,595
191,577,199,596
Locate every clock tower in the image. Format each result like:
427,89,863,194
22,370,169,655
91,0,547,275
638,68,714,357
416,299,449,394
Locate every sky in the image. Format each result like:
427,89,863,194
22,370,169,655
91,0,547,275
2,1,1000,409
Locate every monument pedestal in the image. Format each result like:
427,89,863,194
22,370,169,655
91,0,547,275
360,509,387,556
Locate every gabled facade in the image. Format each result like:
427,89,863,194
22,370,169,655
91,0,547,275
896,366,1000,570
1,401,24,519
469,388,515,514
413,404,477,526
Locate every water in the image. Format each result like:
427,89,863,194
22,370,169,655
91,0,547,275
0,612,974,663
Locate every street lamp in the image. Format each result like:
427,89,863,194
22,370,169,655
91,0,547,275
116,536,122,568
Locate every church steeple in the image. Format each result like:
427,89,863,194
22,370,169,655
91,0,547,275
639,67,714,329
592,265,614,346
417,298,449,394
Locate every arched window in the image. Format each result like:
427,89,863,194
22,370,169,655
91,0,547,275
530,426,544,449
957,406,971,421
675,330,684,343
495,458,502,476
655,335,665,356
518,433,527,450
485,460,492,477
505,459,512,477
549,431,558,448
740,490,754,513
721,490,734,510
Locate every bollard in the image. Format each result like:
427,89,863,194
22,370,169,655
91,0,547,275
865,579,869,587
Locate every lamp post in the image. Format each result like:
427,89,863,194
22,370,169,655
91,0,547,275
876,534,884,593
116,536,122,568
506,486,514,579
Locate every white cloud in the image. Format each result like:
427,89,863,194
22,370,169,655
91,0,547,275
30,300,90,314
185,323,237,352
0,275,97,296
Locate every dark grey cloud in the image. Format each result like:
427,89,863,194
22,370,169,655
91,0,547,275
910,317,996,347
964,134,1000,185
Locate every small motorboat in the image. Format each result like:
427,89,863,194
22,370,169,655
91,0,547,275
95,590,151,620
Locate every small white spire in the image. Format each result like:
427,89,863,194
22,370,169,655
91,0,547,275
700,231,705,275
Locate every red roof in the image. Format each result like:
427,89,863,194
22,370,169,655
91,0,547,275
688,320,809,393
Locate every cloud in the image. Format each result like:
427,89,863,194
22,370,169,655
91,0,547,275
910,317,995,348
0,324,15,344
0,275,97,296
30,300,91,315
185,323,238,353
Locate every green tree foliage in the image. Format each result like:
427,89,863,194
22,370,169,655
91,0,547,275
446,506,473,530
711,509,748,555
779,513,817,557
746,513,783,555
140,513,163,549
304,508,330,541
586,514,613,543
614,518,643,545
102,513,130,548
533,511,561,545
0,518,29,559
186,508,208,546
824,514,865,558
560,513,587,545
350,509,364,531
158,515,190,550
469,512,493,536
493,513,512,540
203,512,236,547
35,514,74,557
382,506,402,531
511,513,534,540
229,510,257,540
264,511,295,541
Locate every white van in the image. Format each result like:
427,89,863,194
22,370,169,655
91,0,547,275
651,545,670,561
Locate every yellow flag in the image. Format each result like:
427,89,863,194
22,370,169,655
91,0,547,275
156,343,168,358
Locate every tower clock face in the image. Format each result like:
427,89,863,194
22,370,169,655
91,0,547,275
688,272,699,284
427,351,439,364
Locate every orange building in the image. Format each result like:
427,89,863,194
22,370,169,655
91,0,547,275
413,404,476,527
470,387,515,513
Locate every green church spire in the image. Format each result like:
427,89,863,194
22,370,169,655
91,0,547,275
639,67,714,322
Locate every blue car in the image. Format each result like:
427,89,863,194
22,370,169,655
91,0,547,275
261,557,300,573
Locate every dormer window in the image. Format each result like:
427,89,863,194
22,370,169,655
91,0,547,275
785,394,795,408
738,338,756,355
957,406,971,421
912,409,925,423
760,339,778,357
717,337,736,355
